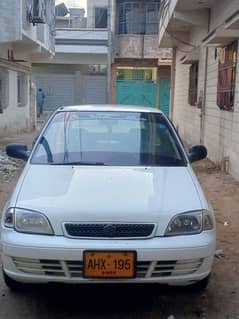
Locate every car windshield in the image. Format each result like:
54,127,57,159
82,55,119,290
31,111,186,167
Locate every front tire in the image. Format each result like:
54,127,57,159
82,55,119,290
2,270,25,291
187,275,210,292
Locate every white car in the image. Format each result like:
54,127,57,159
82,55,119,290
1,105,216,290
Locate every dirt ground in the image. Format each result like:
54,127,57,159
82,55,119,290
0,129,238,319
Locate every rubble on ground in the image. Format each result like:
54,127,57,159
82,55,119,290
215,249,225,259
0,150,20,181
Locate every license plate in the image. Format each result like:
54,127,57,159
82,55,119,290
83,251,136,279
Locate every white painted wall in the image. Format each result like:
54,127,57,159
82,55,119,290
172,25,208,146
210,0,239,32
0,0,55,54
0,70,30,137
0,0,55,136
204,44,239,180
170,0,239,179
35,53,107,65
21,0,55,54
173,49,202,146
0,0,21,43
56,30,108,41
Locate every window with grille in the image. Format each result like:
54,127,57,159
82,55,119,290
217,41,238,111
116,68,157,81
95,7,108,29
117,1,160,35
0,68,9,113
17,72,28,107
188,62,198,106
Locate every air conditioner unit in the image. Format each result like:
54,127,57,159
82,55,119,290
30,0,46,24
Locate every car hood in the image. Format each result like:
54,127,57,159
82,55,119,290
15,165,202,235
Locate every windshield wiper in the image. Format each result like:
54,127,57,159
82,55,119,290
51,161,108,166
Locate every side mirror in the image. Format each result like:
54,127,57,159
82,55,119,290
189,145,207,163
6,144,30,161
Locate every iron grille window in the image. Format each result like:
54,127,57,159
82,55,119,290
95,7,108,29
116,68,157,81
0,68,9,113
217,41,238,111
117,1,160,35
116,68,155,81
188,62,198,106
32,0,46,24
17,72,28,107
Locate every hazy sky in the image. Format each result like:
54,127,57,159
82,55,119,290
55,0,87,8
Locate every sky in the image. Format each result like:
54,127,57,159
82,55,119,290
55,0,87,9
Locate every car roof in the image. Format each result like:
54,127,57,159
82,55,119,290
57,104,164,114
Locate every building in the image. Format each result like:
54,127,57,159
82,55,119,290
33,0,109,111
0,0,55,136
55,5,86,29
110,0,172,115
159,0,239,179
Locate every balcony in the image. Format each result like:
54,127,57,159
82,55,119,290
114,34,160,59
158,0,212,48
55,29,108,55
0,0,55,59
114,0,160,59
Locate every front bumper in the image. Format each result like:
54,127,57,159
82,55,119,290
1,229,215,285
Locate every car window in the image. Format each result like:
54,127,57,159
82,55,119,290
31,111,187,167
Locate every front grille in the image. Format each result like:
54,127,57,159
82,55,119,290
12,257,203,279
64,223,155,238
151,259,203,277
12,257,65,277
66,261,83,278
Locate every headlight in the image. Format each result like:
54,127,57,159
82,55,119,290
165,210,214,236
3,208,54,235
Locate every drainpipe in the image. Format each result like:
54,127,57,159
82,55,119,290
107,0,112,104
200,9,211,144
200,47,208,144
170,47,176,121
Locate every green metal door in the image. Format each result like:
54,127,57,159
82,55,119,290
116,68,157,107
116,80,157,107
159,79,170,116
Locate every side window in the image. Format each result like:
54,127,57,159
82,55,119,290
17,72,28,107
0,68,9,113
188,62,199,106
217,41,237,111
95,7,108,29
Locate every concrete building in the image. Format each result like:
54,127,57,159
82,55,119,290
0,0,55,136
159,0,239,179
33,0,109,110
110,0,172,115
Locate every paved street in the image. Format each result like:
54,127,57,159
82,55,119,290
0,129,239,319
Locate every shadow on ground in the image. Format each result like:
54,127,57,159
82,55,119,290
3,283,208,319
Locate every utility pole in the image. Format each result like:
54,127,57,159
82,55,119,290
107,0,112,104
